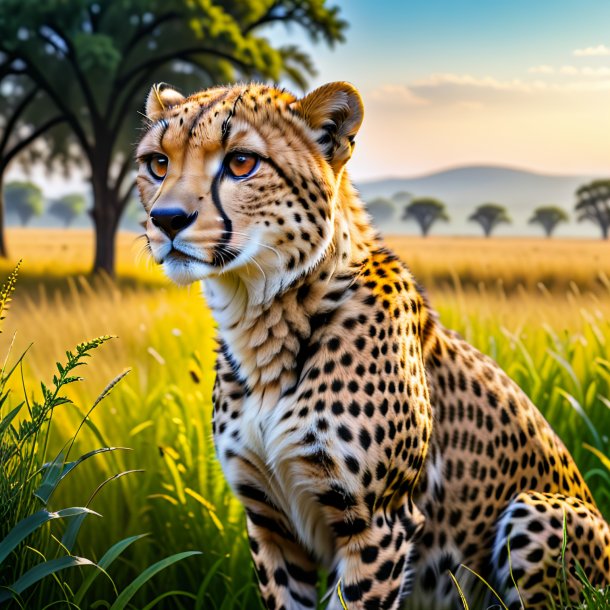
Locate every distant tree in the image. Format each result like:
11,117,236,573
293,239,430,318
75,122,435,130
575,180,610,240
528,206,569,238
4,180,43,226
0,0,347,275
468,203,511,237
48,193,87,227
392,191,412,207
366,197,395,224
402,197,449,237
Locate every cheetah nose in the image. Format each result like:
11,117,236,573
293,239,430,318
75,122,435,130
150,207,198,240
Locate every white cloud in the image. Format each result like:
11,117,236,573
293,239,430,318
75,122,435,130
528,65,554,74
581,66,610,76
573,44,610,57
409,72,610,94
412,73,533,92
368,84,429,106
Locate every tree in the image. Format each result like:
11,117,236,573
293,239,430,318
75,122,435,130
48,193,87,227
402,197,449,237
4,180,43,226
468,203,511,237
528,206,569,238
365,197,395,225
392,191,412,207
0,70,65,256
575,180,610,240
0,1,347,275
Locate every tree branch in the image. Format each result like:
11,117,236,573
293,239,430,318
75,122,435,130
2,115,65,167
0,87,38,155
118,179,136,212
116,46,250,89
44,22,102,126
15,54,93,159
111,154,135,198
243,2,297,35
121,11,181,60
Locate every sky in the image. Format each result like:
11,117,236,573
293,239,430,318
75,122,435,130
8,0,610,194
273,0,610,181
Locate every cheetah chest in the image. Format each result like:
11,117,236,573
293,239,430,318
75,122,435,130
215,391,336,564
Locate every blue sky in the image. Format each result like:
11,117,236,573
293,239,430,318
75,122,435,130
301,0,610,82
272,1,610,180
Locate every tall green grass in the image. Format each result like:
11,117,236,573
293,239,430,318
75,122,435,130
0,267,201,609
1,264,608,608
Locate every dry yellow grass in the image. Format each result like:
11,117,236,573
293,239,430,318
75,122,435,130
5,228,609,294
3,228,609,379
385,235,610,294
3,227,163,284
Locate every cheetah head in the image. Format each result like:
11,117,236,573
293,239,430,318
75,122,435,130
136,81,363,286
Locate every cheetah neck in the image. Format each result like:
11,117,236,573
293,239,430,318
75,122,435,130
203,173,377,400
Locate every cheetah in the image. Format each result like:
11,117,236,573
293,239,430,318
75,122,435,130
137,80,610,609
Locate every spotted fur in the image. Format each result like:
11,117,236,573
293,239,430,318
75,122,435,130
137,81,610,609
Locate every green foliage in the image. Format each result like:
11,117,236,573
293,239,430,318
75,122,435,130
48,192,87,227
4,180,43,226
0,267,201,608
575,179,610,239
402,196,449,236
391,190,412,206
365,196,395,224
529,205,569,237
468,202,511,237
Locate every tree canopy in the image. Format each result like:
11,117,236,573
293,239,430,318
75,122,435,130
575,180,610,240
528,206,568,238
468,203,511,237
0,0,346,273
49,192,87,227
365,197,395,225
402,197,449,237
391,191,412,206
4,180,43,226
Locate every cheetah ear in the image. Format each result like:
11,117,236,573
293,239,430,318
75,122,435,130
292,81,364,171
146,83,185,120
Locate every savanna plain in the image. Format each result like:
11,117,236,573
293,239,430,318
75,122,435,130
2,228,609,609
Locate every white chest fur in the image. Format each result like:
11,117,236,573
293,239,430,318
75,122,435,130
215,388,336,565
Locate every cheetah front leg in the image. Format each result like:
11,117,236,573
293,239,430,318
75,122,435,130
324,497,425,610
244,499,319,609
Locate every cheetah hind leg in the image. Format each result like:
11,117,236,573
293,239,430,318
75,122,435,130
490,491,610,610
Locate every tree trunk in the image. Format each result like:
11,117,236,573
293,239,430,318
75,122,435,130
603,225,609,240
0,173,8,258
91,178,119,276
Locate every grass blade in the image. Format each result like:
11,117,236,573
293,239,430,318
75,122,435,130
0,508,99,565
0,556,97,603
0,403,23,437
108,551,201,610
556,389,602,449
35,447,131,504
73,534,148,605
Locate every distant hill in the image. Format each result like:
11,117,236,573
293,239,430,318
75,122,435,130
356,165,603,237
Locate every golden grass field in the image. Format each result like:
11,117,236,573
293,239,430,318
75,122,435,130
1,227,609,609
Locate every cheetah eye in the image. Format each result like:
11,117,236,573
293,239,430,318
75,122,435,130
147,154,168,181
225,152,259,179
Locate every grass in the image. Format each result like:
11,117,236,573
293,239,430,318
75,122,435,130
1,228,609,608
